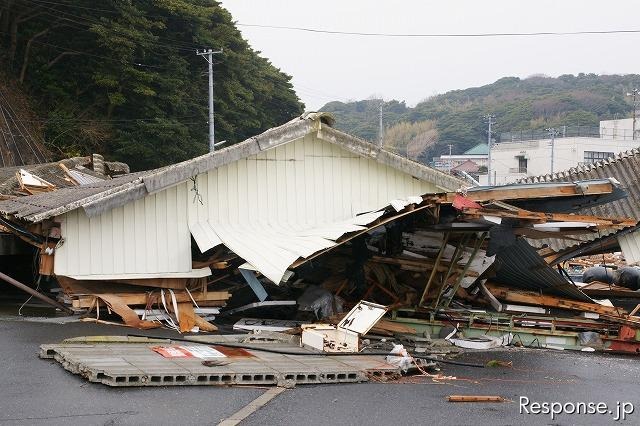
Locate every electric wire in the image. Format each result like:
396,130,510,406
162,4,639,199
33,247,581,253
237,24,640,38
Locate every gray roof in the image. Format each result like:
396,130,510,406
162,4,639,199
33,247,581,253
0,112,463,223
519,148,640,253
0,157,129,196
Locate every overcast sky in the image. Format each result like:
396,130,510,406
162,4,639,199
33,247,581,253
220,0,640,110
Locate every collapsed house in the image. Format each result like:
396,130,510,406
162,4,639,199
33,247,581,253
1,113,640,356
0,155,129,280
519,148,640,265
0,113,461,330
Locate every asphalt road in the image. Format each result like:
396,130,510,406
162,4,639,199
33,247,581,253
1,314,640,426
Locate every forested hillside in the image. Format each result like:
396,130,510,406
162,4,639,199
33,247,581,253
0,0,303,170
322,74,640,163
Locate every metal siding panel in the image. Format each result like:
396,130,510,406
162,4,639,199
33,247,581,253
102,209,115,274
266,148,278,225
133,197,146,273
255,153,267,226
196,174,208,222
144,195,157,273
88,214,101,274
341,147,351,218
358,157,367,215
54,212,71,275
285,142,296,228
274,145,286,226
311,135,323,223
207,167,218,222
111,206,125,273
303,134,316,226
322,138,335,222
176,182,191,270
237,158,249,224
65,210,79,275
77,210,90,275
246,155,258,224
619,231,640,264
294,136,306,228
165,185,179,271
155,190,169,271
218,164,230,224
229,161,240,223
122,203,135,273
330,142,344,220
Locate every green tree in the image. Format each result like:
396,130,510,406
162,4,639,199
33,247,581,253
0,0,303,170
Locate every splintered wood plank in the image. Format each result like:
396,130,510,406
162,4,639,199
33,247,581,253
110,277,188,289
446,181,614,202
484,282,625,316
177,302,197,333
447,395,507,403
72,290,230,308
95,294,160,330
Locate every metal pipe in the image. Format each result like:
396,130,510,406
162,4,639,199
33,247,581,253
0,271,74,314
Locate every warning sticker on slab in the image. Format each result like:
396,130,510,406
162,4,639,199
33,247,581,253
151,345,227,359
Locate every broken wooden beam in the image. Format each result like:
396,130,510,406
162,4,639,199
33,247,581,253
71,290,230,308
447,395,507,403
484,282,625,316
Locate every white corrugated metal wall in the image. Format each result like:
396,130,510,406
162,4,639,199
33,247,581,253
55,133,438,278
618,231,640,265
55,184,193,277
186,134,436,227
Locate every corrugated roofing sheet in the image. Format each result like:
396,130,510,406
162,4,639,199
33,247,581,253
67,168,105,185
493,237,592,301
518,149,640,253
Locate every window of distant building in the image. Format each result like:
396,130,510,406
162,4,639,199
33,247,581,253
518,156,527,173
584,151,614,164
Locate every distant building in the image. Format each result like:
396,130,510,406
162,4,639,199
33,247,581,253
482,119,640,185
433,143,488,172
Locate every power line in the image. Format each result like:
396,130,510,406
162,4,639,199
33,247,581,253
0,31,163,68
20,0,206,51
237,23,640,38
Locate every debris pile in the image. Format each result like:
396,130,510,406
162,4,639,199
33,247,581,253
2,113,640,389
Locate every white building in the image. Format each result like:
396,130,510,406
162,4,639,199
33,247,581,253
0,113,462,285
433,143,488,172
483,119,640,185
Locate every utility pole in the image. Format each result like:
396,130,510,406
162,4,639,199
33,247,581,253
447,144,453,174
483,114,496,185
546,127,558,174
197,48,223,152
627,89,639,140
378,101,384,147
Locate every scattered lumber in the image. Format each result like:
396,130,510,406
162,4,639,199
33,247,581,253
112,277,188,289
447,395,507,403
580,281,640,299
95,294,161,330
484,282,626,316
71,290,230,308
16,169,56,195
